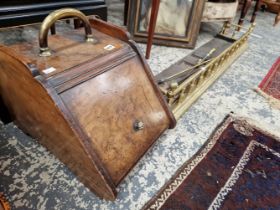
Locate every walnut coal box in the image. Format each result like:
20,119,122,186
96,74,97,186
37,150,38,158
0,9,176,200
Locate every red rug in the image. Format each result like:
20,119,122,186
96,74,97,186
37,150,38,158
143,114,280,210
257,57,280,108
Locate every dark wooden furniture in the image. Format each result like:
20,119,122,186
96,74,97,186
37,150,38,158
238,0,280,26
124,0,130,25
0,0,107,28
146,0,160,59
0,9,176,200
261,0,280,26
238,0,261,26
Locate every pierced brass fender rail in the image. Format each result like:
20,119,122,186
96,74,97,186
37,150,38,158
158,23,255,120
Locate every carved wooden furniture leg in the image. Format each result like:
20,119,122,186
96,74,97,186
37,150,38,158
124,0,129,25
275,10,280,26
251,0,261,22
238,0,253,28
261,0,280,26
146,0,160,59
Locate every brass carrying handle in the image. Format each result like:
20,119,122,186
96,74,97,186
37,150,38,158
39,8,95,57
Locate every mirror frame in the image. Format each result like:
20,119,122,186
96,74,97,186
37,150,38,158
127,0,206,48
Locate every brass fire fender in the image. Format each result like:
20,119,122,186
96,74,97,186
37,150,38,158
159,23,255,120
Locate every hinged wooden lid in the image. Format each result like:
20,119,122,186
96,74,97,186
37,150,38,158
0,25,127,78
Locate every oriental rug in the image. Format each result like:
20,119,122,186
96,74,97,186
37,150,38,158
0,194,10,210
143,114,280,210
256,57,280,109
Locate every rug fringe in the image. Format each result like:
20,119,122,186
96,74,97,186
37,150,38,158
229,112,280,142
254,87,280,110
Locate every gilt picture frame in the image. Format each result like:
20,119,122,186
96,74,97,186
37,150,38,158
127,0,206,48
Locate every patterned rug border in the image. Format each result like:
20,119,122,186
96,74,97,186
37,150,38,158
142,113,280,210
259,56,280,90
256,56,280,107
208,140,280,210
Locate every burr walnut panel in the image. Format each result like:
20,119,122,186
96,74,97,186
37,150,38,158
61,57,169,185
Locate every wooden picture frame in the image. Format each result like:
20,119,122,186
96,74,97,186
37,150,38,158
127,0,206,48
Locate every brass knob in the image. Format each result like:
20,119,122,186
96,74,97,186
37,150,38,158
134,120,144,131
170,82,179,91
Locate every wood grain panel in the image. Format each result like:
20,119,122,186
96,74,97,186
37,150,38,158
0,48,116,200
61,57,170,185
